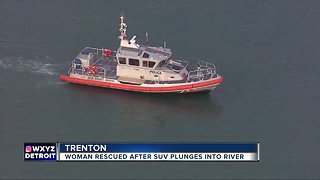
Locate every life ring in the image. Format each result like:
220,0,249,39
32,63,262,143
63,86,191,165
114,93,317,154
103,48,112,58
88,66,99,74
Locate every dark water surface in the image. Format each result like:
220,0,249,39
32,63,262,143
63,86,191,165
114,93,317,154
1,0,320,179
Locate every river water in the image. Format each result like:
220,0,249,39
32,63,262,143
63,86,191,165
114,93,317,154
1,0,319,179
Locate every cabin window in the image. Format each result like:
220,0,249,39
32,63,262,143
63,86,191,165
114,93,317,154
142,61,148,67
129,58,140,66
148,61,155,68
142,61,156,68
142,53,150,58
118,57,126,64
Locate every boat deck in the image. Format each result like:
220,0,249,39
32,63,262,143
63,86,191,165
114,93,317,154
93,58,118,78
68,47,219,85
70,57,118,79
69,57,218,85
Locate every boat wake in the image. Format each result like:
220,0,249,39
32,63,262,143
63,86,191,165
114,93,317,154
0,56,58,76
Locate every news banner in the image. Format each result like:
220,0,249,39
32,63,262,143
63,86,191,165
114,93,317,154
24,143,259,161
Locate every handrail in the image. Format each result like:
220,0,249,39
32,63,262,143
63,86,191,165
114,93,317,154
77,47,117,59
69,60,117,79
187,61,217,82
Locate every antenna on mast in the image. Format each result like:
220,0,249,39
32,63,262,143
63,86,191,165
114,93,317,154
145,32,149,45
118,16,127,40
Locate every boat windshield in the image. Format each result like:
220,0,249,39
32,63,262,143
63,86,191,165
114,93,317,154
157,60,167,68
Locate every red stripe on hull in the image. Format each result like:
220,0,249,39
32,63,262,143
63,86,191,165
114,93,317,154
60,75,223,93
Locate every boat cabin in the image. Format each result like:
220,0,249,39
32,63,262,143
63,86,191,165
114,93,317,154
116,45,188,82
115,17,188,83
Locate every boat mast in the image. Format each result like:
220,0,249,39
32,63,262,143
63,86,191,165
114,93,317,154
118,16,127,40
118,16,139,48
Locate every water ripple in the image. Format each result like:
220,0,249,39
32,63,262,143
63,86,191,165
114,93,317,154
0,56,58,76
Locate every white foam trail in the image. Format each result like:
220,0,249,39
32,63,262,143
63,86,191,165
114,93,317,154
0,56,58,75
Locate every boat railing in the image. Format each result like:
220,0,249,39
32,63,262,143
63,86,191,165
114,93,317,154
144,61,217,84
159,59,189,73
68,61,118,80
78,47,117,59
68,47,116,79
187,61,217,82
68,47,118,79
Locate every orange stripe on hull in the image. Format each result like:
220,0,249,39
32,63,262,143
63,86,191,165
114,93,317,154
60,75,223,93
